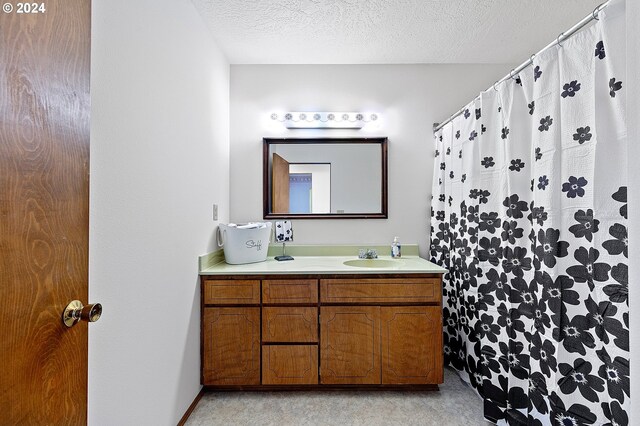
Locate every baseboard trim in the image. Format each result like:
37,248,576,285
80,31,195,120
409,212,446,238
177,388,204,426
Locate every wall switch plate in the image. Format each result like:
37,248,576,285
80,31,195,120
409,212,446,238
212,204,218,221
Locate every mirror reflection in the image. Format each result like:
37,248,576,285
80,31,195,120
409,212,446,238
264,138,388,219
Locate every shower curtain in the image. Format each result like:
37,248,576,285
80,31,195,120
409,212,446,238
429,1,628,424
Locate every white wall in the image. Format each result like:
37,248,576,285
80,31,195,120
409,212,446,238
230,65,509,256
627,0,639,423
89,0,229,424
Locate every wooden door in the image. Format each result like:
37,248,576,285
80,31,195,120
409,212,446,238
203,308,260,385
320,306,380,384
381,307,444,384
0,0,91,424
272,153,290,213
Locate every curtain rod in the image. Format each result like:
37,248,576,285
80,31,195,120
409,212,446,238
433,1,610,133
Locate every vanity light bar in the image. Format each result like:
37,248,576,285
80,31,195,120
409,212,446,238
270,112,379,129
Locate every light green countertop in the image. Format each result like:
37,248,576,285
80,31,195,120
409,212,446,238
198,244,447,276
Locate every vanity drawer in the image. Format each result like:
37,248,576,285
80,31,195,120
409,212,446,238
262,345,318,385
320,278,439,304
203,280,261,305
262,279,318,304
262,307,318,343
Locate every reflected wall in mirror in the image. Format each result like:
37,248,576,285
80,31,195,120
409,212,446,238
264,138,388,219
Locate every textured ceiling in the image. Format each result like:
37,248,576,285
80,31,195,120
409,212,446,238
190,0,603,64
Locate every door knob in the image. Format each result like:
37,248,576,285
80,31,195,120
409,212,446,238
62,300,102,328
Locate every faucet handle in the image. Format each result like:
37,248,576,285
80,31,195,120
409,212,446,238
369,249,378,259
358,249,366,259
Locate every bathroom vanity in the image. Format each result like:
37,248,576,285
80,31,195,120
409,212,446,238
199,246,446,389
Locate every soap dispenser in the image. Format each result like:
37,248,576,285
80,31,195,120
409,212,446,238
391,236,401,258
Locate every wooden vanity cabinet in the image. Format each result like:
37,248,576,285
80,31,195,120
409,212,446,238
319,277,443,385
201,274,442,389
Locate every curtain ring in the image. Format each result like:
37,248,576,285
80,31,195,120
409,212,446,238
556,32,564,47
509,69,516,80
530,53,536,63
493,81,499,92
592,3,603,20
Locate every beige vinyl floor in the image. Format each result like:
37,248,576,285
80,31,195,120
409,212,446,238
185,368,493,426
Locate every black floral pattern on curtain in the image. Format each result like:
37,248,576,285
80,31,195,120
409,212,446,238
429,1,628,425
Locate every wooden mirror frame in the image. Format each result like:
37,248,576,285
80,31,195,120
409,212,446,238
263,137,388,219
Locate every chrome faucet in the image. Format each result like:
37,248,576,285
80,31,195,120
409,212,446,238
358,249,378,259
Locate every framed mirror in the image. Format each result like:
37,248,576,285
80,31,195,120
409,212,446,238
263,137,388,219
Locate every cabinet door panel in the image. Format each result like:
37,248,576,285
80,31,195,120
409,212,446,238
262,307,318,343
262,345,318,385
203,307,260,385
381,306,443,384
320,306,380,384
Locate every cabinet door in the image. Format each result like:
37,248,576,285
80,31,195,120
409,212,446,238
320,306,380,384
381,306,443,384
203,307,260,385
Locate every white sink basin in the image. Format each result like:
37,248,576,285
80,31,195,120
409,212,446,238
343,259,398,268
